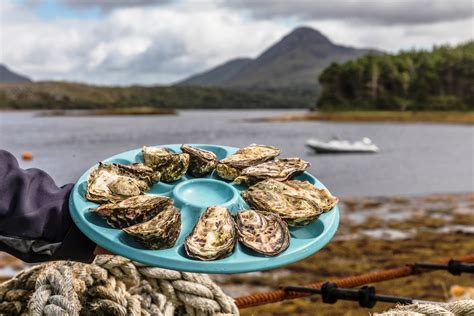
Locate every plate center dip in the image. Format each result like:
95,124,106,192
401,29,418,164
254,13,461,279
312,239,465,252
173,178,238,209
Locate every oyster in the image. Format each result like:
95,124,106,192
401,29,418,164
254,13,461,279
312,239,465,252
184,206,236,260
234,158,310,185
216,144,280,180
123,205,181,250
142,146,190,182
235,210,289,256
91,194,173,228
180,145,218,177
86,162,161,203
285,180,339,212
241,179,338,226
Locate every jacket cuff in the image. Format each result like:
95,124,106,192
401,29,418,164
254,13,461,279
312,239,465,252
52,220,97,263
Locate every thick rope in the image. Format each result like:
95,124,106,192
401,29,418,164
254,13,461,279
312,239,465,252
28,263,81,316
234,253,474,308
0,255,238,315
375,299,474,316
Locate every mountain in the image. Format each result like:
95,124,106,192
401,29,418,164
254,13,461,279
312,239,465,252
178,27,379,92
0,64,32,83
181,58,251,86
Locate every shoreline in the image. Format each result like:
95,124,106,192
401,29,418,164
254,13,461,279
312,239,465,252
249,110,474,124
3,109,473,123
36,107,177,116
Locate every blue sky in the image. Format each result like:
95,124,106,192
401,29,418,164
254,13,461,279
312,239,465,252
16,0,102,19
2,0,472,85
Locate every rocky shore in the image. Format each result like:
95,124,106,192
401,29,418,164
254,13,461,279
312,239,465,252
1,193,473,315
219,193,474,315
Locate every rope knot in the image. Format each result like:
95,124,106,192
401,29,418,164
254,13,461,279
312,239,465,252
1,255,238,315
28,264,81,316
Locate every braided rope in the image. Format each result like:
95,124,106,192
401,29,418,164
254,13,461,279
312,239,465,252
375,299,474,315
0,255,238,315
28,263,81,316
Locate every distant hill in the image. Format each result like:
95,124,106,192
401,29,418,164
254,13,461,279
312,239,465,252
179,27,379,93
0,64,32,83
0,81,310,109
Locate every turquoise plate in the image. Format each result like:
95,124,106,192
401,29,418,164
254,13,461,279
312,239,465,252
69,144,340,274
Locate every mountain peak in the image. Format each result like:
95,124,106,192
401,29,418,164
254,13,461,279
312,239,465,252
283,26,332,45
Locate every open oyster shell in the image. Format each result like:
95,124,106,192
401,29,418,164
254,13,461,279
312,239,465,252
184,206,236,260
123,205,181,250
285,180,339,212
142,146,190,182
86,162,161,203
241,179,338,226
234,158,310,185
216,144,280,180
181,145,218,177
91,194,173,228
235,210,289,256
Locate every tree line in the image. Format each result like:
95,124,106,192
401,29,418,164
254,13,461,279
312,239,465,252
317,41,473,111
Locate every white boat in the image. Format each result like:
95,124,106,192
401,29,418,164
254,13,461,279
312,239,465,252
306,137,379,154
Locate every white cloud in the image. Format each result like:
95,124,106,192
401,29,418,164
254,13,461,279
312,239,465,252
0,0,472,85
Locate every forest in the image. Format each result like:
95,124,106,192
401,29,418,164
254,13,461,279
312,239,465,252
317,42,474,111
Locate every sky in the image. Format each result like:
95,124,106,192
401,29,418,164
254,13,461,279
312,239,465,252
1,0,472,85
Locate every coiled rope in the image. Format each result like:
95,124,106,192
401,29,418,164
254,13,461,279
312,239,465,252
374,300,474,316
0,255,238,315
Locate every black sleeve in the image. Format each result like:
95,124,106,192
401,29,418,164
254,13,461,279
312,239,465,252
0,150,96,263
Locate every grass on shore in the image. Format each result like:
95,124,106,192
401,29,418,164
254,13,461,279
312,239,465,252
255,111,474,124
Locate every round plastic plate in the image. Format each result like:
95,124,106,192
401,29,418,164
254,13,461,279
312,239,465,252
69,144,340,274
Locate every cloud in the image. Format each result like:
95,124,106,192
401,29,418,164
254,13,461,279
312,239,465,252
0,1,287,84
1,0,472,85
224,0,473,26
305,18,473,52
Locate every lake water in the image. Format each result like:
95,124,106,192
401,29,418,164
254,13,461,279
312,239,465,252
1,110,473,197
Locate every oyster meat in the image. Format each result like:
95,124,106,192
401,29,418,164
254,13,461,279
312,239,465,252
123,205,181,249
181,145,218,177
234,158,310,185
142,146,190,182
216,144,280,180
184,206,236,260
235,210,289,256
241,179,338,226
91,194,173,228
86,162,161,203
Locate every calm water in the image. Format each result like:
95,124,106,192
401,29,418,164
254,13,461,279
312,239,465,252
1,110,473,197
